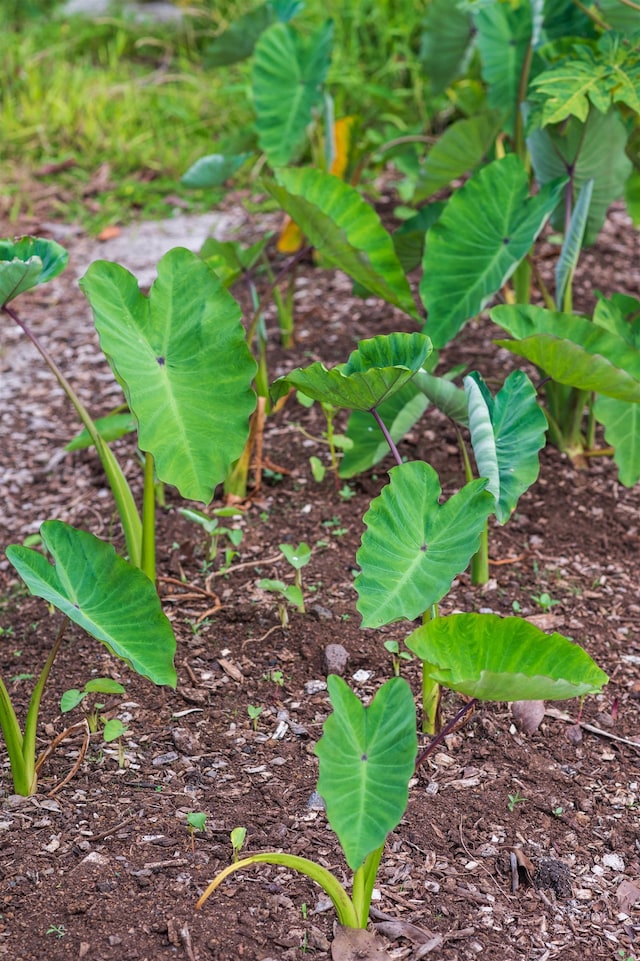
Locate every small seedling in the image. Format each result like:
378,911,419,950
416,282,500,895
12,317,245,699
103,718,129,768
46,924,66,938
279,542,311,608
309,455,326,483
383,640,412,677
230,826,247,862
60,678,126,733
531,591,561,611
247,704,263,731
179,507,244,566
507,791,527,812
186,811,207,852
552,805,564,817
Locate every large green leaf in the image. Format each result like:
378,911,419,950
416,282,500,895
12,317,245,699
252,21,332,167
419,0,473,94
413,113,502,202
405,613,608,701
355,462,494,628
464,370,547,523
0,237,68,305
271,333,431,410
315,676,417,871
181,153,252,189
595,0,640,32
79,248,257,503
6,520,177,687
268,167,419,318
412,368,469,425
491,303,640,401
339,381,429,479
204,0,303,67
594,395,640,487
474,2,533,135
420,155,565,348
527,107,632,244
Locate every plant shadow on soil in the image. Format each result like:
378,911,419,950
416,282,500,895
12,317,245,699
0,202,639,960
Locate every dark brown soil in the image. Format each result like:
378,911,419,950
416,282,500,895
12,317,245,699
0,199,639,961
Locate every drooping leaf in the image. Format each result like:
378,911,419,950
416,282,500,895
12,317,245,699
405,612,608,701
181,153,252,189
6,520,177,687
339,381,429,479
527,107,632,244
203,0,303,67
474,2,533,135
464,371,547,523
413,113,502,201
420,155,565,347
419,0,474,94
0,236,68,305
355,462,494,628
491,303,640,401
79,248,257,503
252,21,333,167
555,178,593,309
412,368,469,424
315,676,417,870
268,167,419,318
65,413,136,451
271,333,431,410
392,204,445,273
594,395,640,487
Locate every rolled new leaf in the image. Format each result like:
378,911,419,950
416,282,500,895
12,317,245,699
271,332,431,410
315,676,417,871
355,461,494,628
6,520,177,687
406,612,608,701
0,237,68,306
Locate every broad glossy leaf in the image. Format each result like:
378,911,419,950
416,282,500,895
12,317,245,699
268,168,419,318
406,613,608,701
413,113,502,201
315,676,417,870
420,155,565,348
271,333,431,410
464,370,547,523
412,368,469,424
596,0,640,32
355,462,494,628
594,395,640,487
80,248,256,503
593,292,640,342
392,204,445,273
474,2,533,135
252,21,332,167
6,520,177,687
555,178,593,309
65,413,136,451
419,0,473,94
339,381,429,479
527,108,632,244
181,153,251,189
203,0,303,67
0,237,68,305
491,304,640,401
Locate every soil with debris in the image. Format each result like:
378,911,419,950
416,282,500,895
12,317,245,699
0,196,639,961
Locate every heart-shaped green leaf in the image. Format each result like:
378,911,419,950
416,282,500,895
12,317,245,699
420,155,565,348
355,462,494,628
267,167,419,318
315,675,417,871
6,520,177,687
80,247,257,503
474,2,533,135
405,613,608,701
271,333,431,410
464,370,547,523
491,303,640,401
0,237,68,305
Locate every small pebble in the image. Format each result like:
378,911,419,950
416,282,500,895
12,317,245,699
323,643,349,675
307,791,326,811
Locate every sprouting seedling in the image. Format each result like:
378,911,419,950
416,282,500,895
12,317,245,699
247,705,263,731
531,591,560,612
279,542,311,610
230,826,247,862
507,791,527,812
186,812,207,852
103,717,129,768
178,507,244,565
383,640,412,677
257,580,299,626
2,520,176,796
60,678,126,733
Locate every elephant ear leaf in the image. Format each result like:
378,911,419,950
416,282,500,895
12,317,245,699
355,461,494,628
315,675,417,871
267,167,419,318
464,370,547,523
405,613,608,701
0,237,68,305
6,520,177,687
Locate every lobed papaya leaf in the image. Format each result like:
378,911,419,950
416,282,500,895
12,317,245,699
315,675,417,871
405,612,608,701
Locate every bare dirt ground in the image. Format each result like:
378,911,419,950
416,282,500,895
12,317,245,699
0,196,639,961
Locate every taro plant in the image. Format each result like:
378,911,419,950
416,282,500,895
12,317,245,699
178,506,244,568
60,677,126,733
0,237,257,579
197,631,606,934
2,520,177,796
